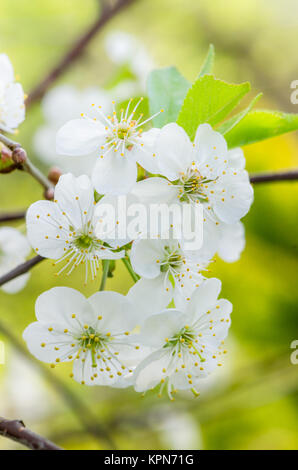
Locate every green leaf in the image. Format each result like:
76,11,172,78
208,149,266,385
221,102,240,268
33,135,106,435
217,93,263,135
198,44,215,78
225,110,298,148
147,67,190,127
177,75,250,140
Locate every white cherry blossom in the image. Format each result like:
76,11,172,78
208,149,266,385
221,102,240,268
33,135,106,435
133,123,253,225
129,238,211,314
34,85,111,176
0,54,25,132
133,278,232,399
56,98,162,195
26,174,126,283
23,287,141,386
0,227,31,294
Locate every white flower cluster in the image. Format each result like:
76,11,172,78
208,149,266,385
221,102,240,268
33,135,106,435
23,92,253,399
0,50,253,399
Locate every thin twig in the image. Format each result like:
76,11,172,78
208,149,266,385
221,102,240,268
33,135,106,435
0,417,62,450
0,255,44,287
0,320,116,449
0,133,53,194
250,169,298,184
26,0,137,107
0,210,26,223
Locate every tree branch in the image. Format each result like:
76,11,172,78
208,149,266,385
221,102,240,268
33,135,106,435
0,133,53,195
250,169,298,184
0,417,62,450
0,210,26,223
26,0,137,107
0,255,44,288
0,320,116,449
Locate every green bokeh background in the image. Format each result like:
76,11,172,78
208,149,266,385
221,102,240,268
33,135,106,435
0,0,297,450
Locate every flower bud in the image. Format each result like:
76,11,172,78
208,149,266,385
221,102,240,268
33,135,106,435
44,187,54,200
12,147,27,164
48,166,62,185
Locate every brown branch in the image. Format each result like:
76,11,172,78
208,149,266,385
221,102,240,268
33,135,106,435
250,169,298,184
0,210,26,223
26,0,137,107
0,417,62,450
0,255,44,287
0,133,54,196
0,320,115,449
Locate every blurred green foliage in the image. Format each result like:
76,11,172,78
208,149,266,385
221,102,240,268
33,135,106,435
0,0,297,450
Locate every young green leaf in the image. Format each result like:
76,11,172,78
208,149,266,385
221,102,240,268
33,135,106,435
225,109,298,148
198,44,215,78
147,67,190,127
177,75,250,140
217,93,263,135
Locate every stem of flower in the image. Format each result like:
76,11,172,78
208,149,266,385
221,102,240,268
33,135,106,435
0,133,53,194
122,256,139,283
0,417,62,450
99,260,110,291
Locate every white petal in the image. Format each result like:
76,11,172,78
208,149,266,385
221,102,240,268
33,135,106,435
139,309,186,348
94,193,139,248
127,276,173,321
56,118,106,156
131,177,179,205
212,169,254,224
0,54,14,85
134,349,171,392
92,152,137,195
156,123,194,180
26,200,67,258
34,126,97,176
194,123,228,166
218,222,245,262
130,239,165,278
87,291,137,332
186,278,222,319
0,227,30,258
227,147,246,169
55,173,94,228
23,322,74,363
130,128,161,174
1,83,25,129
35,286,94,327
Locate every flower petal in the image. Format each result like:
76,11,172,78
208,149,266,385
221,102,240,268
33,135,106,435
0,54,14,85
92,152,137,195
186,278,222,319
218,222,245,262
130,239,165,278
132,177,179,205
127,276,173,321
156,123,194,180
35,286,94,327
87,291,137,332
56,118,105,156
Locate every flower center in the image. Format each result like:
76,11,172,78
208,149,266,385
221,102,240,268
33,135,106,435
73,234,94,250
160,246,184,273
177,167,214,204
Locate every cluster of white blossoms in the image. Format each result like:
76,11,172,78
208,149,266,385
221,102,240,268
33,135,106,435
22,91,253,399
